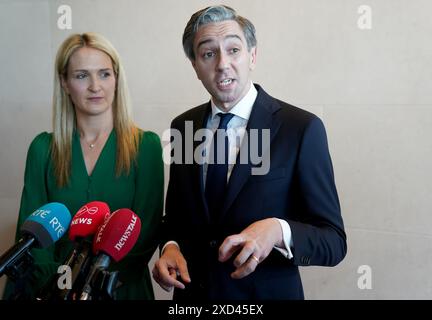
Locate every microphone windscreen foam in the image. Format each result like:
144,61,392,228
69,201,110,241
21,202,71,248
93,208,141,262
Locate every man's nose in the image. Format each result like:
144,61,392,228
216,51,229,71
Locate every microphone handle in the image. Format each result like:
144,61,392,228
79,253,110,300
0,235,35,277
59,240,93,299
36,238,94,300
70,240,92,284
36,241,80,300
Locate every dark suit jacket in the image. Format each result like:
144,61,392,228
164,84,347,300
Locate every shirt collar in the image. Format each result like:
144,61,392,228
210,82,258,121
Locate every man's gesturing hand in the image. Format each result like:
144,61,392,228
218,218,284,279
152,244,191,292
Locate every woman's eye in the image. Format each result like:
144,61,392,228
76,73,87,79
101,71,111,78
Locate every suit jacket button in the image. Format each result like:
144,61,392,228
209,240,217,248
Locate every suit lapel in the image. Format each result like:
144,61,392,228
191,103,212,221
219,85,282,222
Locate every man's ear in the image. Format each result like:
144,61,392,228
191,60,201,80
249,46,257,71
60,74,69,94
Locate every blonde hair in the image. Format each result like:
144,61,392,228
52,32,140,187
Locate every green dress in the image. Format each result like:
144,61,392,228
4,129,163,300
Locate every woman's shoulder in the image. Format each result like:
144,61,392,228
28,131,52,151
137,129,161,148
25,132,52,165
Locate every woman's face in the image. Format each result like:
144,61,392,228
62,47,116,118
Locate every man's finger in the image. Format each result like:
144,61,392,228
156,262,186,290
232,244,255,268
152,267,174,292
219,234,245,261
231,255,259,279
177,262,191,283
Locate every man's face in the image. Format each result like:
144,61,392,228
192,20,257,111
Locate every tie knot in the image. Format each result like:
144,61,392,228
217,113,234,130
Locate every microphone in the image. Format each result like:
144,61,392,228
0,202,71,279
37,201,110,300
79,208,141,300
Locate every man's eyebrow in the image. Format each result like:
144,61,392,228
224,34,242,42
196,34,243,50
196,39,213,50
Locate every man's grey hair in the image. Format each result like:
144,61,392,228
182,5,257,61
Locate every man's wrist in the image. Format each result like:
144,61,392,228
161,241,180,255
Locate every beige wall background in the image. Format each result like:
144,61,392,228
1,0,431,299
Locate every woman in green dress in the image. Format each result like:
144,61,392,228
4,32,163,300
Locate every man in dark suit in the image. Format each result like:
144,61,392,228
152,5,347,299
